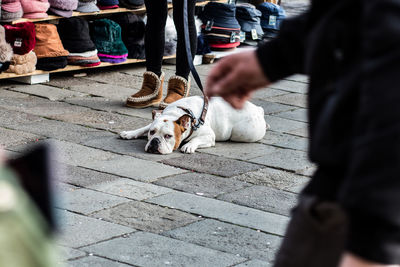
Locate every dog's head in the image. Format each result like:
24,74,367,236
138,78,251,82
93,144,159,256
145,111,192,154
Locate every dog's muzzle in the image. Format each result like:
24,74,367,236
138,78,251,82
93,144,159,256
146,138,161,154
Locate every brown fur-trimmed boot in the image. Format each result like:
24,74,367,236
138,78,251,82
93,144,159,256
126,71,165,108
159,75,190,109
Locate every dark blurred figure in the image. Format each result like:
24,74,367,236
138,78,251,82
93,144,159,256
206,1,400,267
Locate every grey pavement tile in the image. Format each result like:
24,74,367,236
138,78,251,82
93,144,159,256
82,69,144,89
268,80,308,94
88,177,173,200
147,191,289,236
251,99,296,115
267,93,307,108
66,82,139,102
10,119,114,144
4,149,20,159
275,108,308,122
91,201,201,233
232,167,310,194
57,165,121,187
201,142,279,160
286,127,309,138
283,74,309,83
45,75,99,89
164,219,282,263
8,84,88,101
0,107,44,128
249,149,314,174
265,115,307,133
65,96,153,120
0,127,43,148
234,259,272,267
261,131,308,152
83,231,246,267
161,153,264,178
253,89,289,99
57,187,131,215
217,185,298,216
81,135,183,161
67,256,133,267
49,110,151,134
57,209,135,248
84,154,186,182
0,90,91,117
154,172,251,198
58,246,86,261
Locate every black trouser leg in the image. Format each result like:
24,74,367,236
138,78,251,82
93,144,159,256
173,0,197,80
144,0,168,77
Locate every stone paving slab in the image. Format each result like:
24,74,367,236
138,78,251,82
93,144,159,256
283,74,309,83
253,89,289,99
267,93,307,108
45,75,98,89
217,185,298,216
0,107,44,128
0,127,43,148
275,108,308,122
252,99,296,115
58,187,131,215
147,191,289,236
58,246,86,261
83,231,246,267
57,165,121,187
154,172,251,198
10,119,114,145
261,131,308,151
83,154,186,182
232,167,310,194
65,97,152,121
265,115,307,133
163,219,282,263
49,110,151,134
91,201,201,233
234,259,272,267
82,69,144,89
286,127,309,138
269,80,308,94
200,142,279,161
81,135,183,162
67,256,134,267
8,84,88,101
161,153,264,178
57,209,135,248
249,148,314,174
88,177,174,200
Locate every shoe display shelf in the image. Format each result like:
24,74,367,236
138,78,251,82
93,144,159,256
0,0,226,84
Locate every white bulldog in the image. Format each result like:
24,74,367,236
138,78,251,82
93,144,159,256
119,96,268,154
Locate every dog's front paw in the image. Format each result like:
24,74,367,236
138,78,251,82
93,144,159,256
180,143,197,154
119,131,137,140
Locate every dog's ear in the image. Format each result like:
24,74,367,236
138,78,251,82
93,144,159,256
176,115,192,131
152,109,163,120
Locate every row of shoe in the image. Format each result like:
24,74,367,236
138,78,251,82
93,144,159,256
0,0,144,22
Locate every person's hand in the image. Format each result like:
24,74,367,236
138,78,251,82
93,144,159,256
340,253,400,267
205,50,270,109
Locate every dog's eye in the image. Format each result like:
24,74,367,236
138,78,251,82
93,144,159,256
149,130,156,135
164,134,172,139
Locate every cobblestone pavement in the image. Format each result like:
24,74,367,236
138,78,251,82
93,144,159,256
0,2,310,266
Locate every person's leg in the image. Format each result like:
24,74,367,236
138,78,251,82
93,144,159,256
126,0,168,108
172,0,197,79
144,0,168,77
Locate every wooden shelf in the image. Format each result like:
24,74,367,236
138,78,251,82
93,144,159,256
11,1,220,24
0,55,176,79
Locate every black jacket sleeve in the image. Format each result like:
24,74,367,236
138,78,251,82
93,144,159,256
256,13,308,82
338,0,400,264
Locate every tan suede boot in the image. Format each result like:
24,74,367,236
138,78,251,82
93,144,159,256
126,71,165,108
159,75,190,109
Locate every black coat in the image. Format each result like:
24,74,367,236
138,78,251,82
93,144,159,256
257,0,400,264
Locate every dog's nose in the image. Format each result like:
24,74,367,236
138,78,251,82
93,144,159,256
147,138,161,154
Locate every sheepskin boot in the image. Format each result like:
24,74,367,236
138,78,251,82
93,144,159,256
159,75,190,109
126,71,165,108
